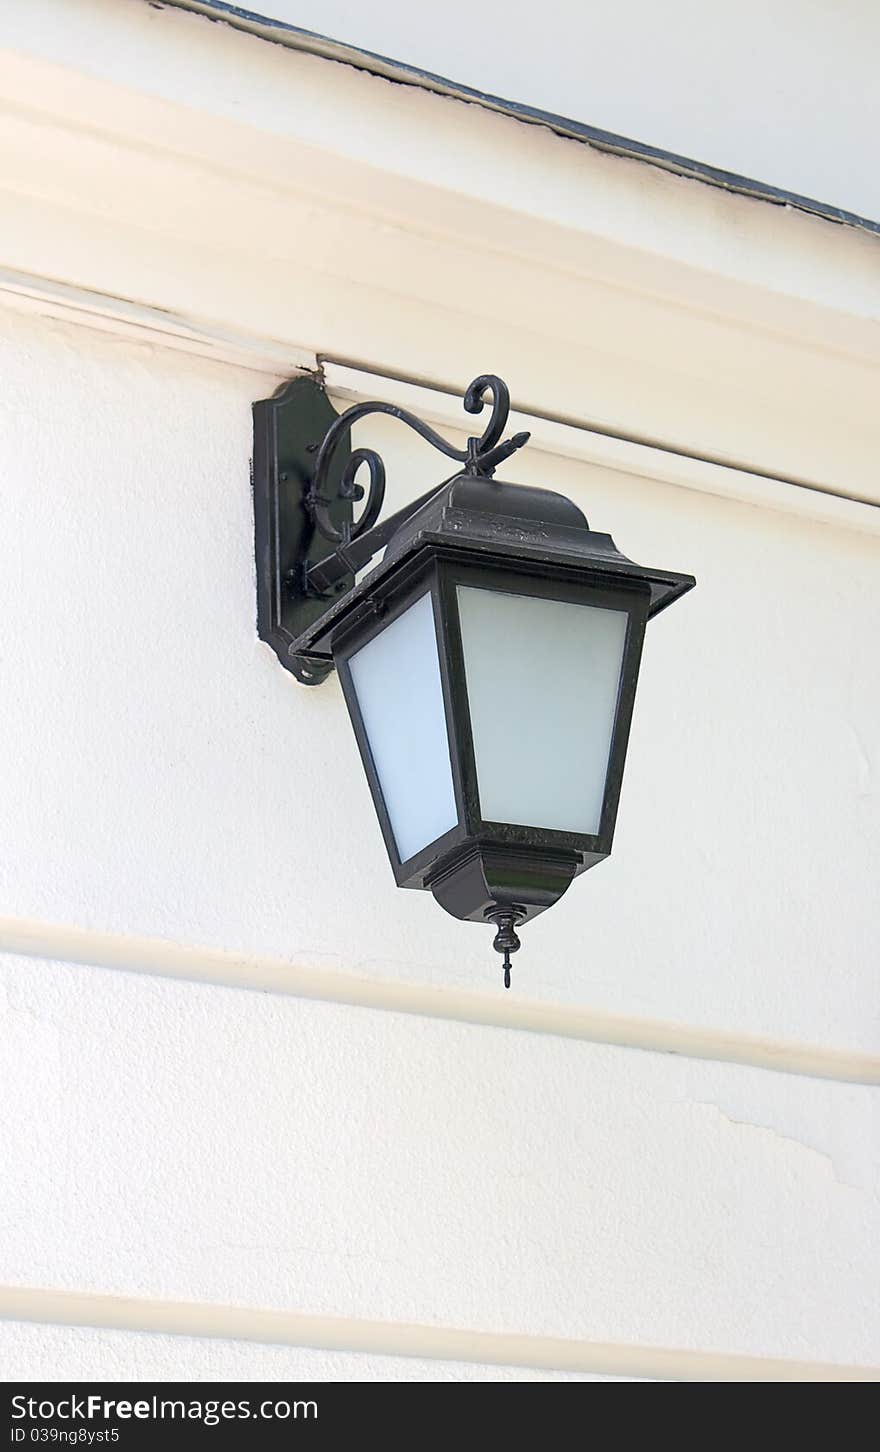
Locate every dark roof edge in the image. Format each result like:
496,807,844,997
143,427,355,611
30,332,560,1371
164,0,880,241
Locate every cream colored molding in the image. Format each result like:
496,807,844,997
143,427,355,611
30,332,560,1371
0,1285,876,1382
0,267,312,377
3,266,878,537
323,363,880,536
1,915,877,1086
0,1,879,502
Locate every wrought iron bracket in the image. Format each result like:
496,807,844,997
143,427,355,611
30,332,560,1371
252,371,529,684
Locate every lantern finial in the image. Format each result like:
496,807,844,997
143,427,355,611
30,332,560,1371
487,906,525,989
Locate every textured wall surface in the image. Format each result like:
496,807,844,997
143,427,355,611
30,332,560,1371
0,309,877,1381
0,1323,623,1382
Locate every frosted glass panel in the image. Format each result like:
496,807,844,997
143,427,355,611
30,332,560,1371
349,592,458,862
457,586,628,835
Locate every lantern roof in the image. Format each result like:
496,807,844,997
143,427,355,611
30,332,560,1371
292,472,695,666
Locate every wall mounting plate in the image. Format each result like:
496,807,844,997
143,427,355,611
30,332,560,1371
252,375,352,685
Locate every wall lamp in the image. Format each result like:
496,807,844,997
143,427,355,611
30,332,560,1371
253,374,695,987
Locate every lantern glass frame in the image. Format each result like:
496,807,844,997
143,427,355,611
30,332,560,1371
333,549,651,892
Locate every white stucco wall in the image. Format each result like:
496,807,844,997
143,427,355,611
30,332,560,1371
0,307,877,1381
0,1324,621,1382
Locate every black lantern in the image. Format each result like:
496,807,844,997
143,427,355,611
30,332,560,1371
253,374,695,986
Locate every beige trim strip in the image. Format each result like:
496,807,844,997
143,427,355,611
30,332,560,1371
323,363,880,534
0,267,309,378
1,916,876,1086
2,266,879,533
0,1285,876,1382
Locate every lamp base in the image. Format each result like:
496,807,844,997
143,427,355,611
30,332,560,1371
428,843,581,926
